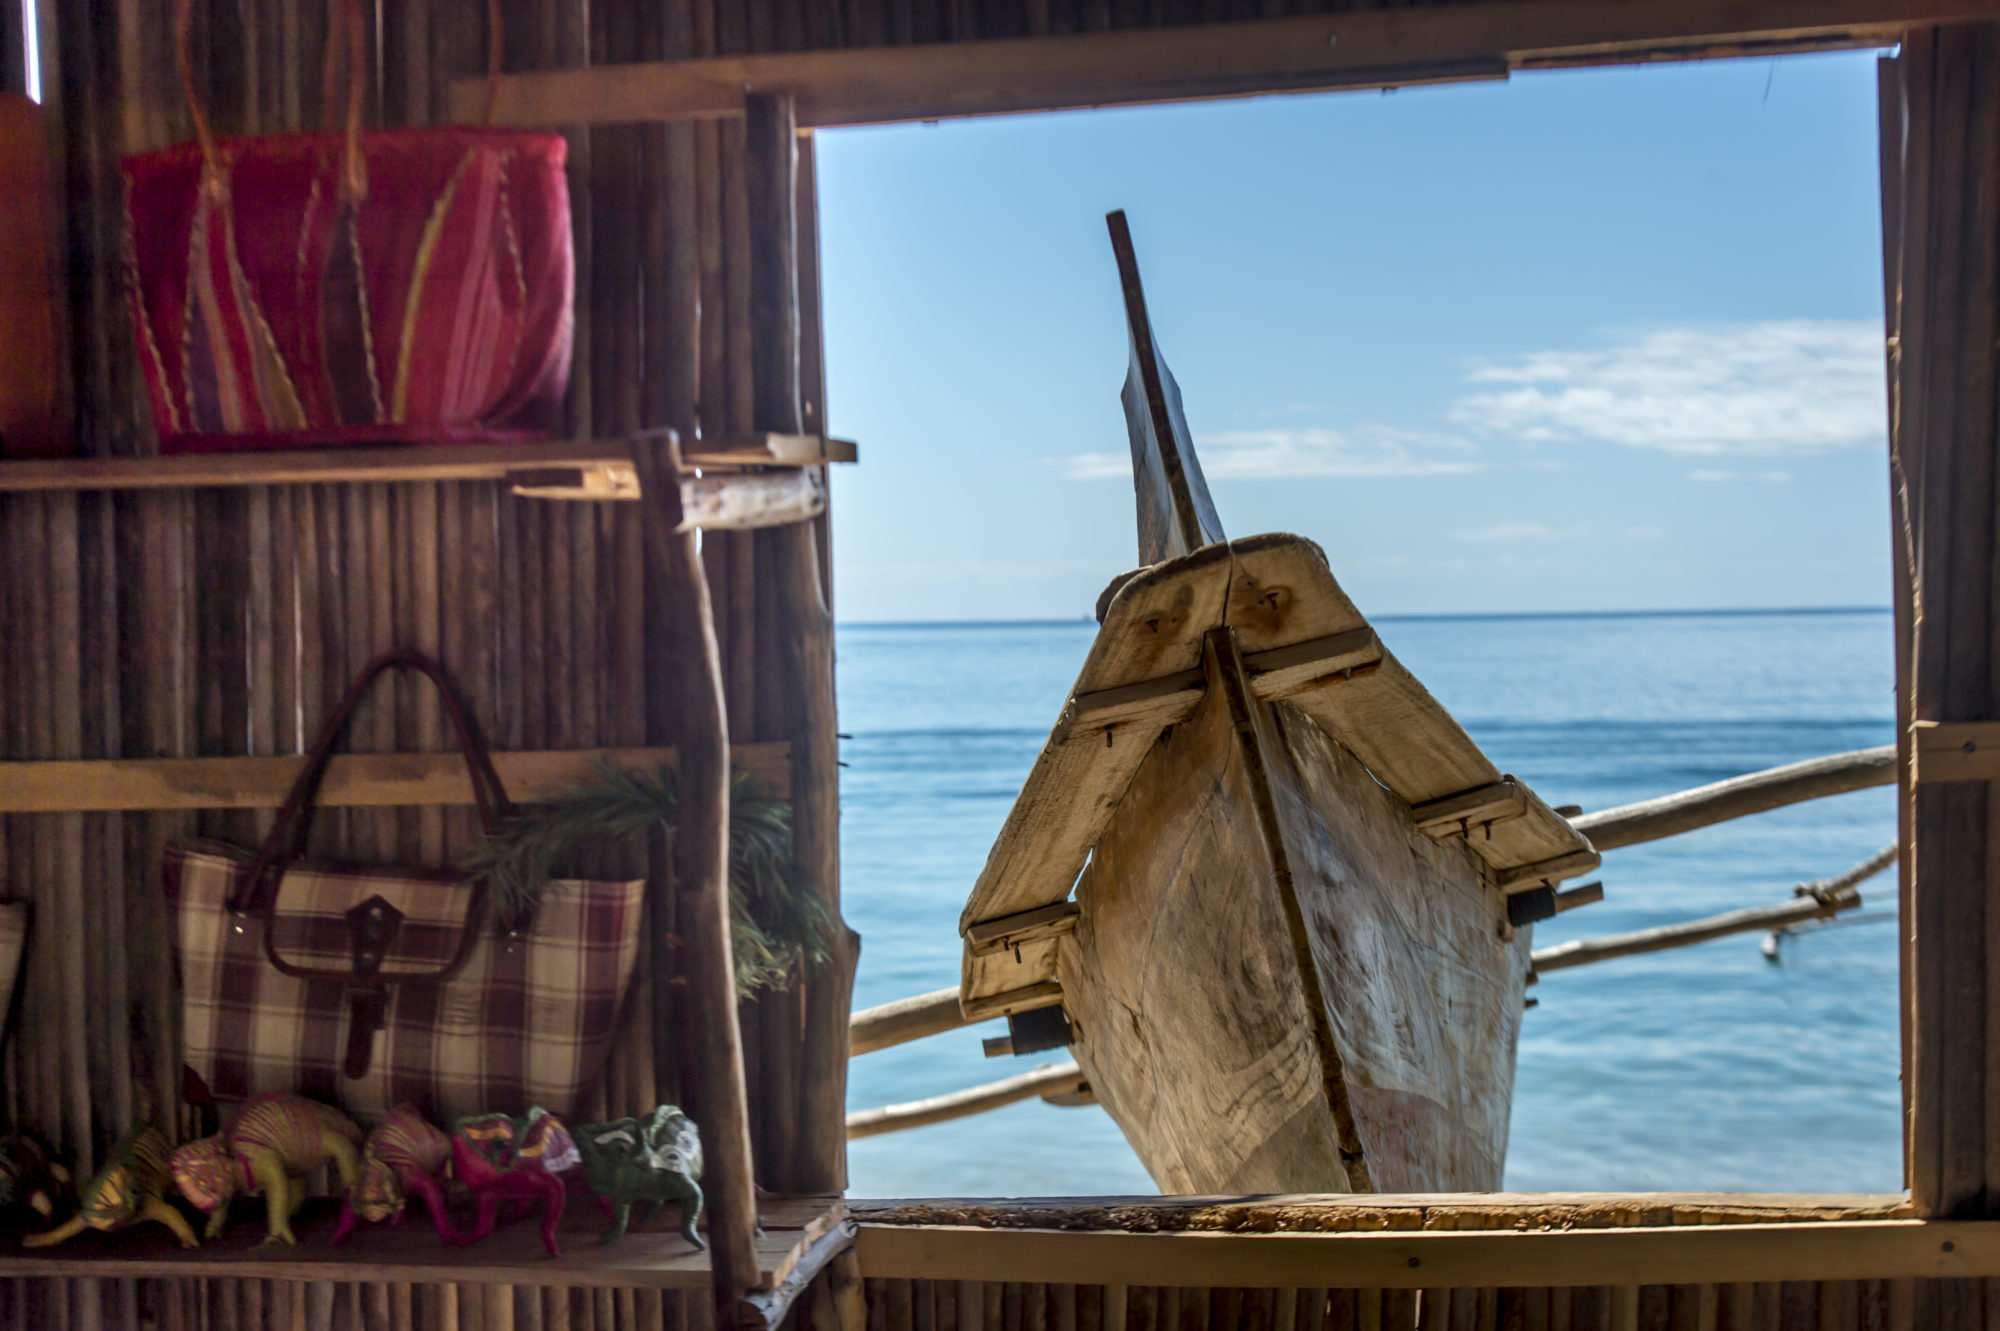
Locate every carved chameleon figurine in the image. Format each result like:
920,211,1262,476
21,1125,197,1249
332,1103,459,1246
170,1093,362,1245
574,1105,704,1248
444,1107,577,1257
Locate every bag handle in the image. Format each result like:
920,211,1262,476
235,650,513,912
175,0,507,203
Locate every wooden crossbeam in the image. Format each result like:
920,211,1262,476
1494,847,1603,892
0,435,855,496
1910,719,2000,783
449,0,1999,131
1240,627,1381,701
853,1216,1991,1289
966,902,1083,955
959,980,1066,1023
1411,778,1527,838
0,743,792,812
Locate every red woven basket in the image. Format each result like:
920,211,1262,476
122,0,573,454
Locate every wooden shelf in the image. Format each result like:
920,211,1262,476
0,742,793,813
0,434,857,496
0,1196,849,1327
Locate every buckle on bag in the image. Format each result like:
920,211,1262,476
342,897,402,1079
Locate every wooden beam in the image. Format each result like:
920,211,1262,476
1239,627,1381,702
960,979,1065,1023
0,1195,848,1290
847,1062,1086,1140
1065,669,1206,732
1411,778,1527,839
853,1217,2000,1289
1061,630,1379,737
1494,848,1602,892
1910,719,2000,782
1888,23,2000,1221
1570,745,1896,851
632,433,763,1311
675,464,827,532
0,434,853,495
850,986,976,1057
966,902,1082,955
448,0,2000,131
1530,845,1894,974
746,89,861,1199
0,743,792,812
851,1191,1910,1221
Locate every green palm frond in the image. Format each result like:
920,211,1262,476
459,765,829,996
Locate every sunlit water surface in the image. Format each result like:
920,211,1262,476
838,608,1898,1198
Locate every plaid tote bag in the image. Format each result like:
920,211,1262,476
165,652,642,1123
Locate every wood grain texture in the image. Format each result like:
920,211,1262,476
0,745,792,811
450,0,2000,129
1886,20,2000,1224
632,437,762,1317
0,1197,848,1292
0,436,853,493
962,534,1590,1006
1057,625,1524,1195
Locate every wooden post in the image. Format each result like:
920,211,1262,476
1877,47,1920,1211
1885,22,2000,1228
632,432,762,1323
745,89,860,1196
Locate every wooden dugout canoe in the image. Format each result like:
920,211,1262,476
954,214,1600,1194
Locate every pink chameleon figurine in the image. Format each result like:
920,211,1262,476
444,1107,578,1257
332,1103,460,1245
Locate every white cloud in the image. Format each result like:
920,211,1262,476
1456,521,1570,541
1063,426,1477,481
1452,320,1886,456
1690,468,1795,483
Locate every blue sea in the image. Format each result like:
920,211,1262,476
836,608,1900,1199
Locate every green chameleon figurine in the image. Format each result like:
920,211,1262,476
21,1125,197,1249
574,1105,704,1248
170,1094,362,1245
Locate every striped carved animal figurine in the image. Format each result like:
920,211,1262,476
332,1103,459,1245
21,1125,197,1249
171,1094,362,1245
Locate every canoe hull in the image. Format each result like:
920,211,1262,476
1061,631,1530,1194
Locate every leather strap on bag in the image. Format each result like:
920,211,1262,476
238,649,513,912
234,650,510,1082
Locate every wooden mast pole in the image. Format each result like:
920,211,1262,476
632,431,762,1324
1105,210,1226,565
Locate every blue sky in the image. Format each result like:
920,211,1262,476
815,50,1892,624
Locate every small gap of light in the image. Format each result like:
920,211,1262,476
21,0,38,103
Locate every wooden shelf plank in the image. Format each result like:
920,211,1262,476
0,1196,849,1299
445,0,1990,131
852,1217,1995,1289
0,435,855,495
0,742,792,812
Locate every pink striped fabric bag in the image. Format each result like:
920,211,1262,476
164,653,642,1123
